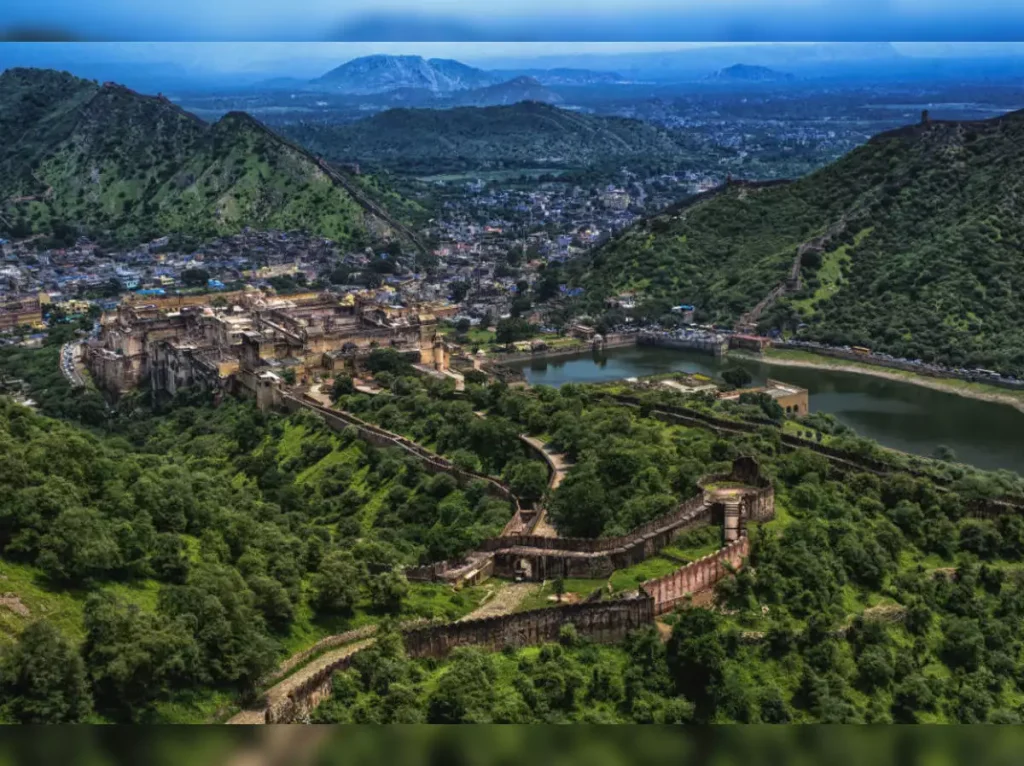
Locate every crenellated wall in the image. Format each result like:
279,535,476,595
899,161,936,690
641,537,751,615
263,596,655,723
402,594,654,659
487,496,712,581
281,394,521,511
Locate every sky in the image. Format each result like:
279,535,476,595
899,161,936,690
7,1,1024,42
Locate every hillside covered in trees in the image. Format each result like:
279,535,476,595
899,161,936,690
0,390,515,722
574,110,1024,375
0,68,409,248
322,380,1024,724
281,102,695,175
5,333,1024,724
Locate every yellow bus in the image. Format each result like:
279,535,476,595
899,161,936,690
851,346,871,355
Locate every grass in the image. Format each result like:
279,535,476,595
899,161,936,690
150,689,238,724
516,578,608,612
782,419,833,444
0,560,163,647
278,582,486,658
790,228,872,317
608,556,682,592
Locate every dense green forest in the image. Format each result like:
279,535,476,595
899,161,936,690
574,110,1024,375
281,102,693,175
0,380,517,721
5,334,1024,723
341,363,1024,539
312,440,1024,724
0,68,408,248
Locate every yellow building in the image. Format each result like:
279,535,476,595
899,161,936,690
0,292,47,331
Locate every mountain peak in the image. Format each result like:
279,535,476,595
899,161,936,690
314,54,497,95
707,63,795,82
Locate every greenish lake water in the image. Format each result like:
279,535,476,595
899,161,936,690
508,345,1024,475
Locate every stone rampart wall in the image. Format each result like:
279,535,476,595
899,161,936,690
282,394,520,511
641,537,750,615
402,595,654,659
480,494,708,556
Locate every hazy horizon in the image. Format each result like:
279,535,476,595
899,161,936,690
4,42,1024,83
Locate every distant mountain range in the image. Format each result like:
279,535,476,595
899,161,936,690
314,55,496,95
0,68,413,248
279,101,690,175
706,64,796,83
308,55,623,97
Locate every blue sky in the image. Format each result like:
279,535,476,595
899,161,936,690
7,1,1024,42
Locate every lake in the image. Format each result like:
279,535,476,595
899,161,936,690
507,345,1024,475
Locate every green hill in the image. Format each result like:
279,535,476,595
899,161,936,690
575,111,1024,375
0,68,412,248
281,101,692,175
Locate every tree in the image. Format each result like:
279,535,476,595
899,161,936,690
666,608,725,722
449,281,471,303
312,551,364,614
82,592,201,720
504,460,549,503
369,571,409,614
856,645,894,691
547,462,609,538
35,507,123,583
332,375,355,400
495,318,535,345
365,348,411,375
427,648,497,723
554,576,565,604
721,367,753,388
181,268,210,288
0,621,92,723
150,532,190,584
891,674,935,723
157,563,278,691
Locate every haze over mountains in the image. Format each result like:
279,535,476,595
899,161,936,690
706,64,795,83
308,55,621,97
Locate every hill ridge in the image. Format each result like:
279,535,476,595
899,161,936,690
574,108,1024,375
0,68,415,249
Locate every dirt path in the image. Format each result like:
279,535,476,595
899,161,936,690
742,353,1024,415
530,510,559,538
459,582,539,621
520,436,571,538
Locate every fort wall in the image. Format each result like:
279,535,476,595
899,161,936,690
282,394,521,511
266,595,655,721
641,537,750,615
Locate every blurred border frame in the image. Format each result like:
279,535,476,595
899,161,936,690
2,726,1024,766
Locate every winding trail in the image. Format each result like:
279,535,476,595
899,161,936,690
519,435,572,538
